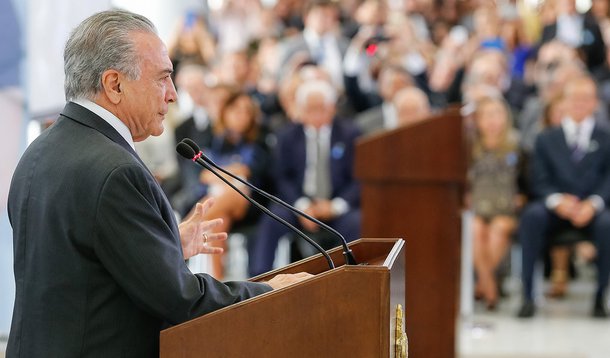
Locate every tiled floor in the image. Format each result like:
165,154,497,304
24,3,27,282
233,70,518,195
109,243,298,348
458,275,610,358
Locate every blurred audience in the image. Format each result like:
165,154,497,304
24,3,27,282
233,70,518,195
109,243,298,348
132,1,610,319
355,64,413,135
540,0,607,72
167,11,216,75
187,90,270,279
278,0,349,90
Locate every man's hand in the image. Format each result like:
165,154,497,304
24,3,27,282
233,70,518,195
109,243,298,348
571,200,597,228
555,194,579,220
200,170,220,185
298,205,320,232
312,199,335,221
266,272,314,290
178,198,228,259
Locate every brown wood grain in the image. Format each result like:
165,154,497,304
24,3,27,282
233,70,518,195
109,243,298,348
160,239,405,358
356,109,466,358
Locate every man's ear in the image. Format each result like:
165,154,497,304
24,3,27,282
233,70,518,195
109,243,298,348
101,69,122,104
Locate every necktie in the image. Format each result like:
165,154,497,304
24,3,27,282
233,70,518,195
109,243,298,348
571,125,586,162
314,130,331,199
312,39,325,64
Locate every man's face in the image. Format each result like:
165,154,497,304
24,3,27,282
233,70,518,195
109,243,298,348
298,91,335,128
557,0,577,15
534,44,571,92
119,32,177,142
305,6,338,35
565,78,598,122
379,68,411,101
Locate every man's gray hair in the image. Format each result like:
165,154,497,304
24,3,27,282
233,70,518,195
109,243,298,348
64,9,157,101
295,79,338,108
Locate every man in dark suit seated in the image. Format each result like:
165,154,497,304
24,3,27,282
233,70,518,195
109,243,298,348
7,10,311,357
518,75,610,318
249,79,361,276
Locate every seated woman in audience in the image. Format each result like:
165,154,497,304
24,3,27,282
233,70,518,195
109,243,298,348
191,90,270,279
468,96,521,310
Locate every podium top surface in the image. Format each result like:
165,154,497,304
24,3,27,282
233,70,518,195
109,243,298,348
162,238,403,333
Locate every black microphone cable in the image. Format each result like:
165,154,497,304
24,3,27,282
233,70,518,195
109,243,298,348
176,141,335,271
180,138,358,266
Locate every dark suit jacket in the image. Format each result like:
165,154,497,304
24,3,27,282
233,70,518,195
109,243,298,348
355,105,385,136
541,15,607,71
7,102,271,358
272,119,361,208
531,125,610,203
172,116,214,215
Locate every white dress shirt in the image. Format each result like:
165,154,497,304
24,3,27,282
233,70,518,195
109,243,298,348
556,14,584,48
562,115,595,152
72,98,135,151
382,102,398,130
294,124,349,216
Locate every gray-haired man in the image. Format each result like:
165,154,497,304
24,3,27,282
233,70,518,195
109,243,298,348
7,10,311,357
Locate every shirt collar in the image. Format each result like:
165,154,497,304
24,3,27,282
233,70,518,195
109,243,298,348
382,102,398,130
72,98,135,150
303,28,322,48
304,124,331,138
193,107,210,131
562,115,595,145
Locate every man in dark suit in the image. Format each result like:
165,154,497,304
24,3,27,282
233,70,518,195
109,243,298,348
518,75,610,318
249,79,361,276
7,10,311,357
172,65,218,217
540,0,607,72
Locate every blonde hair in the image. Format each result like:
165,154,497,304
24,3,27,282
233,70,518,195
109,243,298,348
471,96,518,159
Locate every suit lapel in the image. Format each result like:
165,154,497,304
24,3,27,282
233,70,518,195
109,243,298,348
578,126,603,167
294,125,307,186
330,121,341,194
555,127,577,168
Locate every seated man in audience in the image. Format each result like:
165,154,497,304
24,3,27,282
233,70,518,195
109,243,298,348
394,86,432,127
518,75,610,318
355,65,414,135
249,79,361,276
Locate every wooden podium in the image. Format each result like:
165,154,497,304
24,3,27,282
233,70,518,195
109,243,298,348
355,108,466,358
160,239,406,357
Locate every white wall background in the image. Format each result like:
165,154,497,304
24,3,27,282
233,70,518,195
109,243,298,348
27,0,111,118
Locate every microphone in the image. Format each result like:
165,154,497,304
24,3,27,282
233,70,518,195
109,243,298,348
175,141,336,271
180,138,358,266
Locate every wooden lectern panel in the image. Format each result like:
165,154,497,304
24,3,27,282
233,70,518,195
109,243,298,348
355,109,466,358
160,239,405,358
356,107,465,183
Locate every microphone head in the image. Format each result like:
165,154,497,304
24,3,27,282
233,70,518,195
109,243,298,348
176,141,197,159
182,138,200,153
